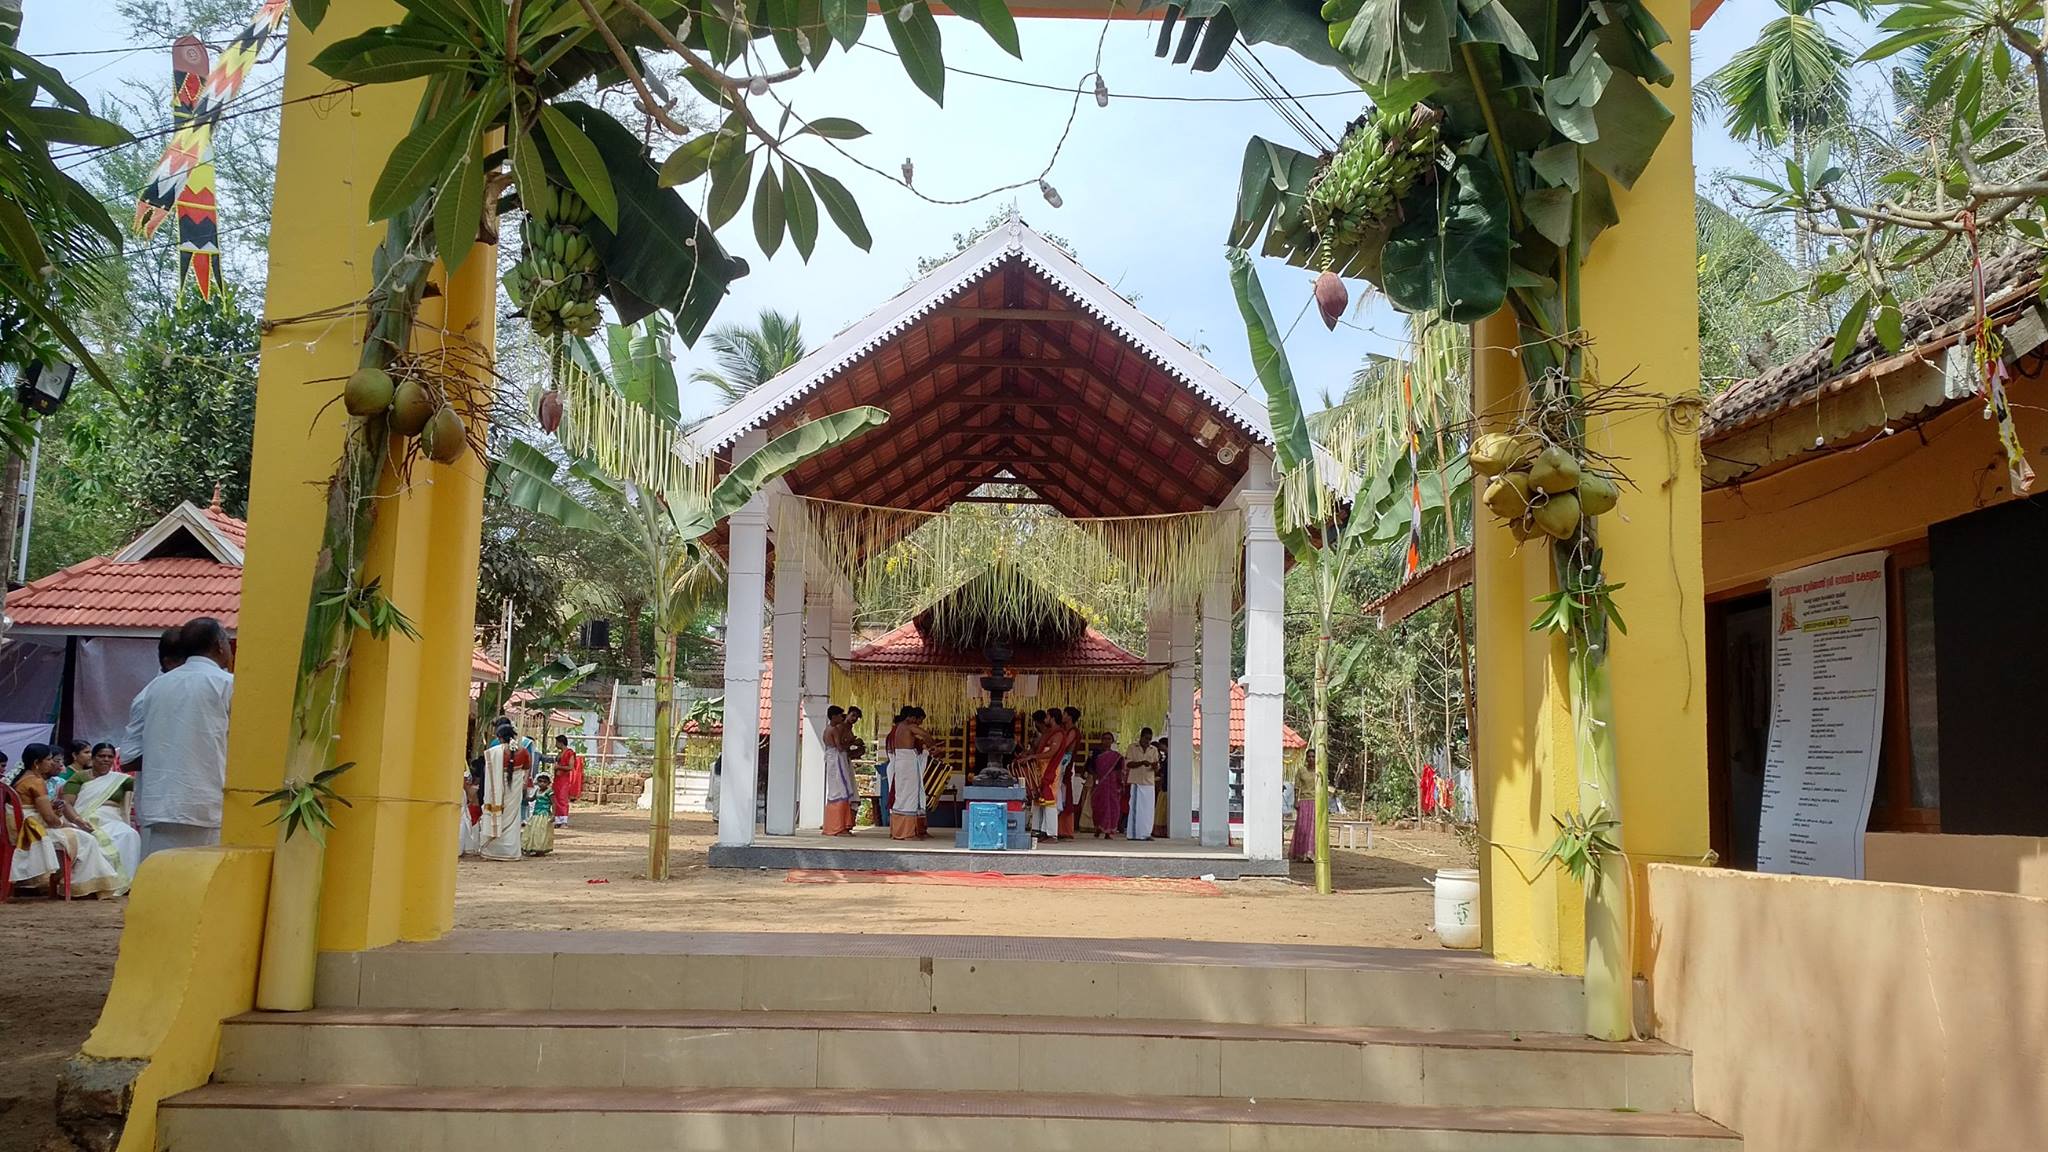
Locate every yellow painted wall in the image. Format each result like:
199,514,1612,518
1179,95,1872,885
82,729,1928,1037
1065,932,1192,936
79,848,271,1152
1703,394,2048,595
1473,0,1711,975
1647,863,2048,1150
223,0,492,951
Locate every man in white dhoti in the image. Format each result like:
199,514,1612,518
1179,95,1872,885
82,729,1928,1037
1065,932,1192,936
886,709,931,840
479,723,529,861
1124,728,1160,841
822,706,857,835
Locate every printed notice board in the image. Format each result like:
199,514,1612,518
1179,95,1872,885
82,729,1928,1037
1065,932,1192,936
1756,552,1887,878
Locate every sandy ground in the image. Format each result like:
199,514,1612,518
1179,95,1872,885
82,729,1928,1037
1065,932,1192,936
1,806,1472,1152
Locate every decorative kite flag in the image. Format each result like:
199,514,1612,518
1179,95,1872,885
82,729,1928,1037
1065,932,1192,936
168,35,219,298
135,0,290,297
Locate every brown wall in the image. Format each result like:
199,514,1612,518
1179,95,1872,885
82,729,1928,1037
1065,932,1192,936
1647,864,2048,1151
1703,398,2048,596
1866,832,2048,897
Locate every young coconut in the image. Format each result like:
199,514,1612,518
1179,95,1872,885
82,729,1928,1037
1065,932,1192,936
1509,512,1540,543
1470,432,1541,476
343,367,395,417
1577,472,1620,517
419,406,467,464
1527,445,1583,494
390,378,436,437
1532,492,1582,539
1483,471,1534,520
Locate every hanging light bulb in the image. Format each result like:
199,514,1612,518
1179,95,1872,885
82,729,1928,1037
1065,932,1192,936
1093,74,1110,107
902,158,915,186
1038,178,1062,208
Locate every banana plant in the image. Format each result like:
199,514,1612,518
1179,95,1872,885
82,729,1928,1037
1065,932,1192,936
491,318,887,878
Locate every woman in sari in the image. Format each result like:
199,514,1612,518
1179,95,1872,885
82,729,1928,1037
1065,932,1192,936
1057,708,1085,839
822,706,857,836
478,723,529,861
550,736,583,828
7,744,122,897
69,743,141,890
1088,733,1125,839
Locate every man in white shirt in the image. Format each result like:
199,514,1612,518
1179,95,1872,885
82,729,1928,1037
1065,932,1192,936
122,617,235,860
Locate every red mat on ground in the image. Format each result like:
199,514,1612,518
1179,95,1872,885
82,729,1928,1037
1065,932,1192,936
784,869,1221,895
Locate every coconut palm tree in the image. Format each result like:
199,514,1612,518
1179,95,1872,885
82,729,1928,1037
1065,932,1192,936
1702,0,1869,336
689,309,807,404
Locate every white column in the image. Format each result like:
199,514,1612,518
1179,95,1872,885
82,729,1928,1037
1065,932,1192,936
1199,568,1232,848
766,496,804,836
1240,452,1285,863
718,468,769,847
1167,598,1196,840
798,585,832,831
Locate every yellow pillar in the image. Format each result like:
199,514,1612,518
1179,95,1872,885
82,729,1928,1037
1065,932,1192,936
1474,0,1710,975
224,0,492,952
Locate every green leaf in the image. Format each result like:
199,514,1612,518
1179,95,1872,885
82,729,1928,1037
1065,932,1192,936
823,0,868,50
433,119,486,272
659,131,729,187
1522,186,1573,247
511,126,548,215
18,107,130,148
800,116,870,140
369,90,480,221
0,43,90,110
1831,291,1873,367
885,1,947,104
753,161,786,257
1224,249,1314,473
1583,77,1672,191
1529,142,1579,189
293,0,331,29
1381,153,1512,323
676,407,893,537
0,197,51,279
1873,290,1904,351
490,440,603,530
1328,0,1457,89
309,28,473,84
804,164,871,251
539,103,619,230
945,0,1022,57
707,146,756,230
782,162,820,261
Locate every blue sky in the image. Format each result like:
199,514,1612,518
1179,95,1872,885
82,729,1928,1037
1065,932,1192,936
22,1,1848,417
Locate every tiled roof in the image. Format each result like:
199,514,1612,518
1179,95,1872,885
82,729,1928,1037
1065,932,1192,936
850,621,1148,670
6,555,241,631
472,651,506,682
1192,682,1308,750
203,504,248,547
1704,251,2040,441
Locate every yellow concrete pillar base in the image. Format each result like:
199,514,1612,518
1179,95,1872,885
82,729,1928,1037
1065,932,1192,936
59,847,271,1152
1470,0,1710,981
224,0,490,955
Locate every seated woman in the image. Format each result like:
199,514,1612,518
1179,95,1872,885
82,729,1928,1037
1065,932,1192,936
7,743,123,898
66,743,140,891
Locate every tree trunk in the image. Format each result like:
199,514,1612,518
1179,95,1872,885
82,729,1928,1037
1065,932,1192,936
1312,603,1333,895
648,628,676,880
621,596,645,677
0,450,22,586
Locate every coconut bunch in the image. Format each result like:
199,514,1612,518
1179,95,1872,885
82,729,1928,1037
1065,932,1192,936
507,183,603,340
1305,104,1444,249
343,364,470,465
1471,432,1621,543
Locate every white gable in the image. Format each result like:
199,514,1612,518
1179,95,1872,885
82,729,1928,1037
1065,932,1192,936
113,501,245,566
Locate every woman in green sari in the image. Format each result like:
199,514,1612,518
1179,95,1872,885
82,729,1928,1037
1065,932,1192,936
67,743,140,892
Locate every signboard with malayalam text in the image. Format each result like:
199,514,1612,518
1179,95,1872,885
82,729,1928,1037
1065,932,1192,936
1756,551,1888,879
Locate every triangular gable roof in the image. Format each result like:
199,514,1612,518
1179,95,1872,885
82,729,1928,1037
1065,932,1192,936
849,619,1149,671
688,217,1276,458
112,500,246,566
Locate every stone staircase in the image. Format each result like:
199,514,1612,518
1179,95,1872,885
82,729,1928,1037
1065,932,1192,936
158,932,1739,1151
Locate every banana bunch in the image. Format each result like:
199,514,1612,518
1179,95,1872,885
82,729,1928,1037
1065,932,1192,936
508,183,603,340
1305,105,1444,248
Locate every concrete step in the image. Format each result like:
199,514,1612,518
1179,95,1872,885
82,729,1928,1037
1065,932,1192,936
159,1082,1742,1151
313,931,1588,1033
214,1008,1694,1111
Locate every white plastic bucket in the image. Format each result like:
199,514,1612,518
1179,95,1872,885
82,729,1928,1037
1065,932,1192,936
1430,867,1482,949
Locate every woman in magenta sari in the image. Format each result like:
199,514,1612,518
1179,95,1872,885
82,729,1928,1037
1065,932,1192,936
1087,734,1125,839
